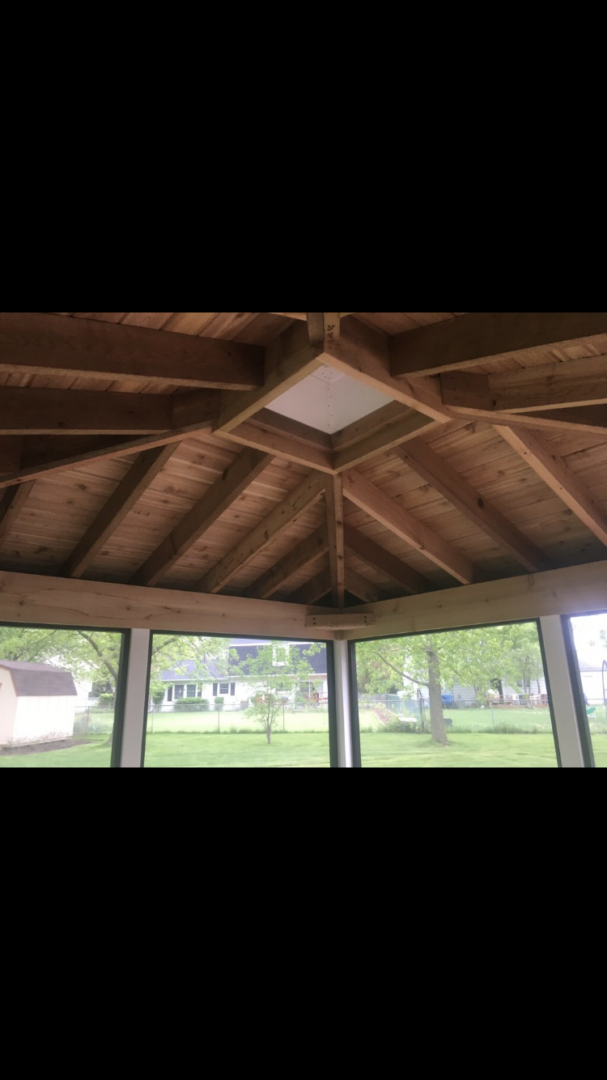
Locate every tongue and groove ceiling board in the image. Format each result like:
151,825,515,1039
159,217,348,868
1,311,607,610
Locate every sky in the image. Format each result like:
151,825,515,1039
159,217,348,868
570,613,607,667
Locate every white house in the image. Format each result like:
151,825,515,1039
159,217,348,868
159,640,328,711
0,660,78,746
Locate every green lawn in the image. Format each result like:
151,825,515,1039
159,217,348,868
1,730,606,767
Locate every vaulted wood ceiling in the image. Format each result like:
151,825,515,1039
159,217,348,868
1,311,607,608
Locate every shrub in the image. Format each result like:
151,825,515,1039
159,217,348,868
97,693,115,710
174,699,209,712
214,697,225,712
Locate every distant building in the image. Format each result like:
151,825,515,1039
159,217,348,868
577,658,607,703
0,661,78,745
159,640,328,710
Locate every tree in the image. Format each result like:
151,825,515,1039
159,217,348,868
0,626,231,707
356,622,544,746
234,641,321,745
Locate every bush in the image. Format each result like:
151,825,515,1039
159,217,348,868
214,697,225,712
174,699,209,712
97,693,115,709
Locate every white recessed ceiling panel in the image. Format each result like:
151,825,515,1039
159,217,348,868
267,364,393,434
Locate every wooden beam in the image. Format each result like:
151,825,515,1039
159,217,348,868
498,427,607,547
333,409,436,472
305,612,377,630
252,410,333,451
341,559,607,641
395,440,550,572
0,482,35,544
441,358,607,415
344,568,390,603
63,444,179,579
343,524,430,594
196,471,327,594
322,317,451,423
0,312,264,389
0,413,221,491
288,566,332,605
0,437,22,474
343,470,478,584
307,313,341,346
215,322,323,433
391,312,607,378
0,569,336,640
438,398,607,438
131,448,273,587
221,419,335,474
244,526,329,599
0,387,177,435
325,475,345,606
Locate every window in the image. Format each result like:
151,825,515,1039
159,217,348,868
167,686,173,703
144,635,332,768
353,621,558,768
568,613,607,768
0,623,128,768
187,684,197,698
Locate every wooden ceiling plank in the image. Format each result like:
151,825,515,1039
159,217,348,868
131,448,273,588
288,566,332,605
445,402,607,438
63,444,179,579
345,567,390,603
0,313,264,390
343,523,430,594
244,526,329,600
498,427,607,547
325,475,345,606
343,469,478,585
391,312,607,378
395,440,550,572
196,471,326,594
0,481,35,544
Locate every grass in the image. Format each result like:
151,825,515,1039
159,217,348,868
1,730,606,767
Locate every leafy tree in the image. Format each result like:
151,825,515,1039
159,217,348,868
356,623,544,746
234,642,321,744
0,626,230,703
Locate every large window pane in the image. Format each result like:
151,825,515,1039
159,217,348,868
144,635,331,768
355,621,558,768
569,613,607,768
0,624,126,768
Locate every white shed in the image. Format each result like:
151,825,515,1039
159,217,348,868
0,661,78,746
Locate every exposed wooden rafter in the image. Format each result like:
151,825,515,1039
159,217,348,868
63,444,180,579
325,475,345,606
0,482,35,545
131,448,273,588
395,440,550,572
288,566,332,605
0,312,265,389
343,469,478,585
196,471,327,594
498,427,607,547
244,526,329,600
343,524,430,594
390,311,607,378
441,358,607,414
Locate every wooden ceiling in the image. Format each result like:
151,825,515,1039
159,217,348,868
2,311,607,610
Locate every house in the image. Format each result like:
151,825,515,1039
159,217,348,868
0,661,78,746
159,640,328,710
577,658,607,704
